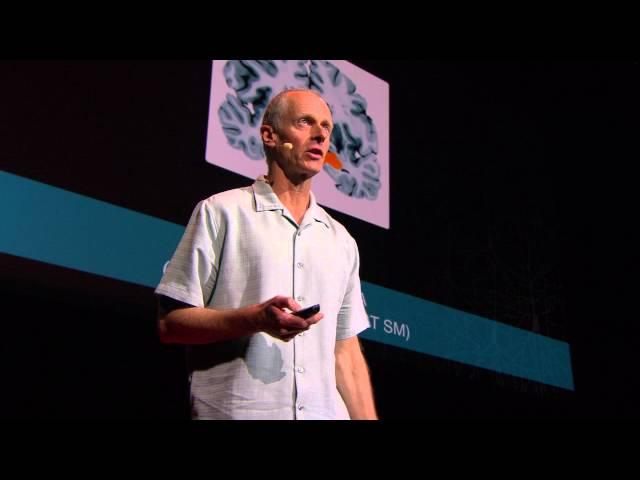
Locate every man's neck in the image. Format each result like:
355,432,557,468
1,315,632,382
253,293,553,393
266,170,312,224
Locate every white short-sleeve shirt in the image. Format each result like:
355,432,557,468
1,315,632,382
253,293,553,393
155,176,370,419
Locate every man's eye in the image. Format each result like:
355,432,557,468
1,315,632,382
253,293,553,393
298,118,310,125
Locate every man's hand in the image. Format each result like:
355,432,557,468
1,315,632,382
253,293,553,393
253,295,324,341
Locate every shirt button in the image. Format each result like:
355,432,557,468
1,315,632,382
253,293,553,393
297,367,305,373
297,296,304,302
297,405,304,410
298,332,305,337
296,262,304,269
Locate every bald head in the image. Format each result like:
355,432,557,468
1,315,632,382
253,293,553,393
262,89,330,133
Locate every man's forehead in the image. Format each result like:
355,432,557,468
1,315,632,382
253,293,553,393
286,92,332,117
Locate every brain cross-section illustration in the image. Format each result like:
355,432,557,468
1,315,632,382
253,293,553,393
217,60,381,200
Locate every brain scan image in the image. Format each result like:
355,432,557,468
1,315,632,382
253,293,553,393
217,60,381,200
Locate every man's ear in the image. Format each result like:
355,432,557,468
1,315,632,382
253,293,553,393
260,124,276,147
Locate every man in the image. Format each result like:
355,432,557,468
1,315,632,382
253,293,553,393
155,88,377,420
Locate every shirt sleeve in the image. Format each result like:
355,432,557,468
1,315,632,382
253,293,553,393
154,199,220,308
336,237,370,340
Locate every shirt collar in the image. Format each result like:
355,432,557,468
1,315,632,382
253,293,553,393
252,175,331,229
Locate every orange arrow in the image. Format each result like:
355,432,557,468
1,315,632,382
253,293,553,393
324,151,343,170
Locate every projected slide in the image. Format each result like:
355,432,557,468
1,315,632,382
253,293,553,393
205,60,390,229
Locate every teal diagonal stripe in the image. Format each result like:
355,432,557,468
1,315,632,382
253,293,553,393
359,282,574,390
1,171,183,288
1,171,573,390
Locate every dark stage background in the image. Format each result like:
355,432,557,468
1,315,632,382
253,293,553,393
1,60,637,419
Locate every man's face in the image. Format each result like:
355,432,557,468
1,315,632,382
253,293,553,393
270,91,334,179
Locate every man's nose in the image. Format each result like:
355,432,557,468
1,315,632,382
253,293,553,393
311,127,326,143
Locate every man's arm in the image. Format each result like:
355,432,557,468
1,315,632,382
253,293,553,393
157,295,323,344
335,336,378,420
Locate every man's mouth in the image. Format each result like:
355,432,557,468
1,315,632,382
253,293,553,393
305,148,324,159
